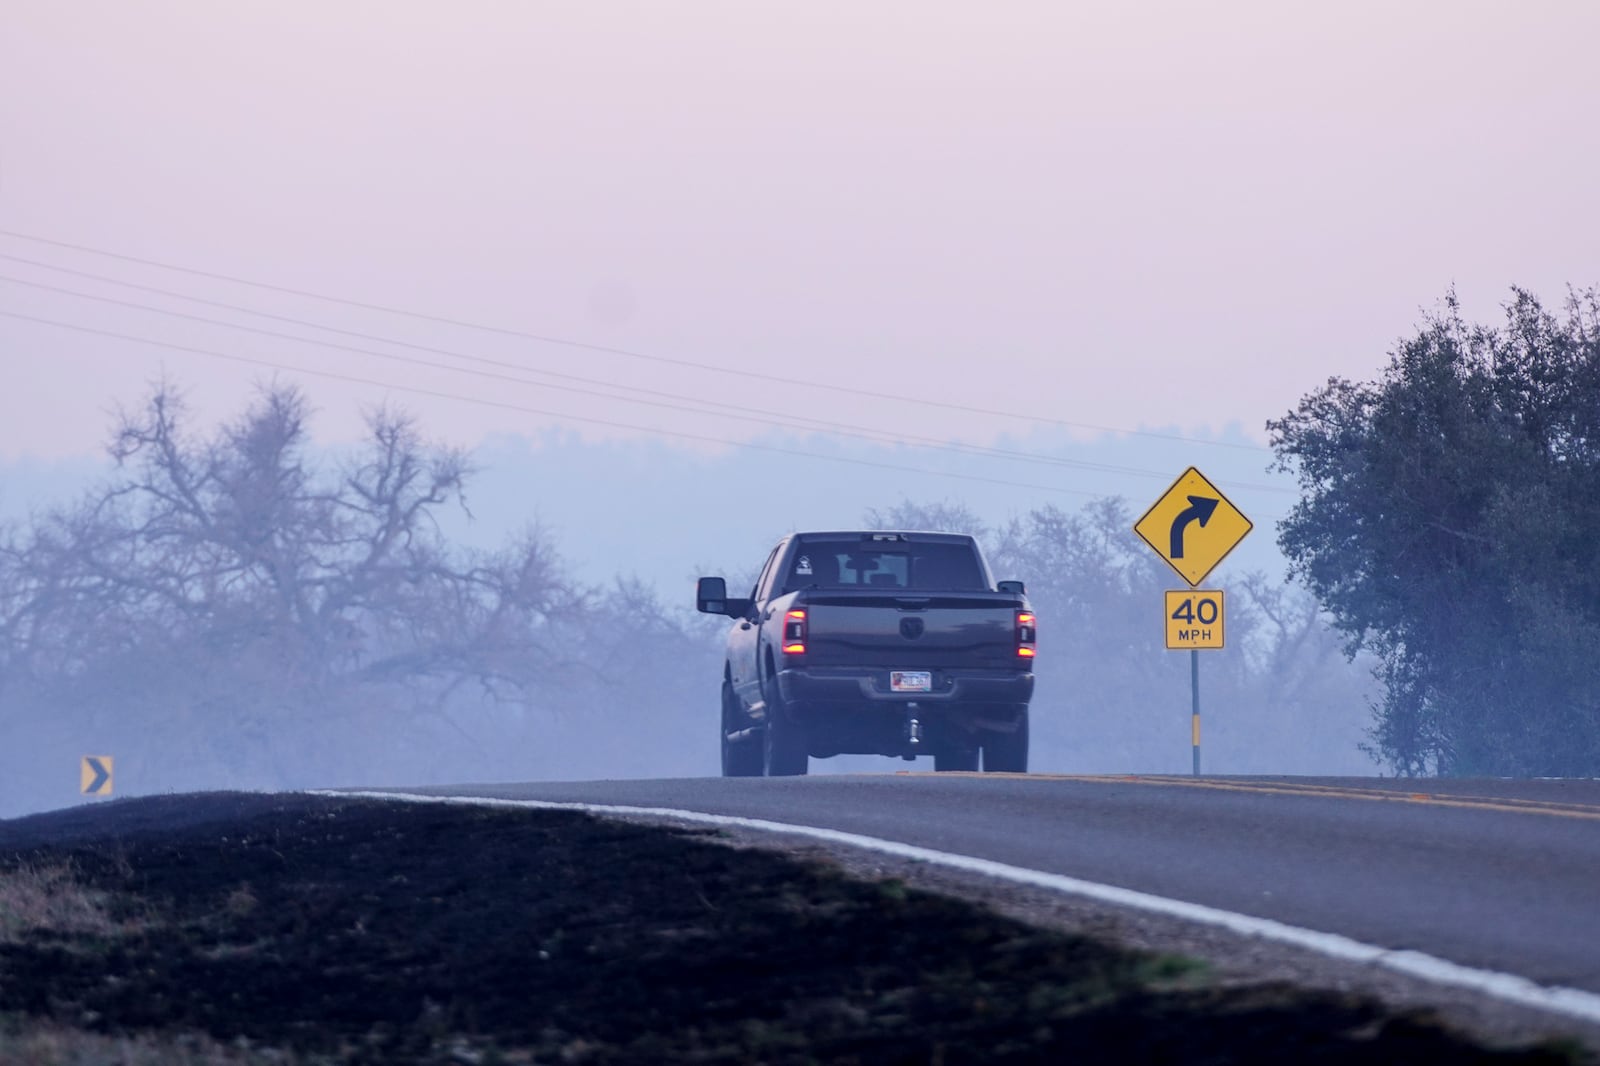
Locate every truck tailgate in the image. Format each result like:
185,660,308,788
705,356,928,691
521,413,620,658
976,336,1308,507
800,594,1021,669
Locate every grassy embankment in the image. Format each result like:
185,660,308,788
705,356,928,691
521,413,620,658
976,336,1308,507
0,795,1587,1065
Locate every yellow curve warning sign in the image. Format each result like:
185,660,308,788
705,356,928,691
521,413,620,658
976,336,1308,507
1134,467,1252,587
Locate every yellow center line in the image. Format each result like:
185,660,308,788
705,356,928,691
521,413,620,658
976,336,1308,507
907,772,1600,822
1068,775,1600,821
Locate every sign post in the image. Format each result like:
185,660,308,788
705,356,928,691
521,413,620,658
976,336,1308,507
1166,590,1223,774
1191,648,1201,776
1135,469,1251,776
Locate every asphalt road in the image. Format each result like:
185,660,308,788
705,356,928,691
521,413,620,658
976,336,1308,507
399,773,1600,995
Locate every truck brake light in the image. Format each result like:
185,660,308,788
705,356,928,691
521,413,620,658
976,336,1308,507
1016,611,1037,659
782,609,807,655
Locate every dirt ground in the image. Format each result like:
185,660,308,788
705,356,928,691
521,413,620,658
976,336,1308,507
0,793,1588,1065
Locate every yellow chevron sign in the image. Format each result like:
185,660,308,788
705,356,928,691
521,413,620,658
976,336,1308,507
81,756,113,796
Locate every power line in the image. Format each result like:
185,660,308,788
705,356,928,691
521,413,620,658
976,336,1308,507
0,271,1294,496
0,229,1271,453
2,309,1161,502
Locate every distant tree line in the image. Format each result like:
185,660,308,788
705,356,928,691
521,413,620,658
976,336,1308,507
866,499,1374,776
0,382,609,792
0,381,740,806
1270,288,1600,776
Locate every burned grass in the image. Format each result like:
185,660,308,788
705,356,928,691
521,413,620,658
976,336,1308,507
0,860,128,944
0,793,1586,1065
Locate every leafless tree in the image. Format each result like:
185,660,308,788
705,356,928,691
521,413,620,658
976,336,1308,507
2,381,590,788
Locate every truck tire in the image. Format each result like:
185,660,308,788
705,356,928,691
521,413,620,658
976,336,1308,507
981,712,1028,773
762,683,809,776
934,747,980,772
721,681,763,777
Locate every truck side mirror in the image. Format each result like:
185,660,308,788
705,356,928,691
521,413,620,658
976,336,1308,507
998,580,1026,595
696,576,728,614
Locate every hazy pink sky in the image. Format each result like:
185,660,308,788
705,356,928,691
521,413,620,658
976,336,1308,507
3,1,1597,461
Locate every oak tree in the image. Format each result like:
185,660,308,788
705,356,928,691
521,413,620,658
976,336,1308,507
1269,289,1600,775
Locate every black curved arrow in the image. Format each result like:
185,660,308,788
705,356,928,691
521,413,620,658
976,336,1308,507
1170,495,1220,559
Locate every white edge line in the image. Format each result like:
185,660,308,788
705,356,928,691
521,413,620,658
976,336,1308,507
311,789,1600,1028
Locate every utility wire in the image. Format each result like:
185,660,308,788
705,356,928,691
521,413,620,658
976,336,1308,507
0,271,1293,495
0,229,1270,453
1,309,1161,502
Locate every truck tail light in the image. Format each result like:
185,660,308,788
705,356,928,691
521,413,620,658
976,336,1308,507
782,609,808,655
1016,611,1037,659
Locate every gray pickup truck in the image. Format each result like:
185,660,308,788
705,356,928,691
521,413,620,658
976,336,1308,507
696,531,1036,776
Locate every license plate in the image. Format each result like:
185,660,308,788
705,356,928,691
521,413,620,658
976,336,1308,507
890,670,932,693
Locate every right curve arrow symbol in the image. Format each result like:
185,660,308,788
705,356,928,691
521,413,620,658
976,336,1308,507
1169,495,1220,559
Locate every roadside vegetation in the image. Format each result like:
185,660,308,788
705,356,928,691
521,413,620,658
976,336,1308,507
0,794,1584,1065
0,861,124,943
1270,288,1600,775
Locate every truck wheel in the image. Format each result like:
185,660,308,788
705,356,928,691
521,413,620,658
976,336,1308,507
934,747,980,772
982,712,1029,773
762,685,809,776
721,681,763,777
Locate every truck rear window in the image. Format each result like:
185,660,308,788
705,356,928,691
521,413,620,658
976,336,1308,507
786,539,987,591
